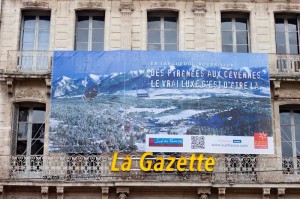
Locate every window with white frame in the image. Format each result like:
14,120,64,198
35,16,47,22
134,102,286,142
275,15,299,54
147,12,178,51
75,11,105,51
221,13,250,53
12,104,46,155
20,12,50,71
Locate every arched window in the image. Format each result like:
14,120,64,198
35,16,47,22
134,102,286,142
12,103,46,155
147,11,178,51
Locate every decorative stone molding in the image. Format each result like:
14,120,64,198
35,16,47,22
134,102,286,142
119,3,134,12
16,89,44,99
150,1,176,8
45,78,51,96
23,1,49,7
277,4,299,11
6,78,13,97
77,1,102,8
57,187,64,199
192,3,207,13
263,188,271,199
198,187,211,199
224,4,247,10
102,187,109,199
273,80,281,97
219,187,226,195
116,187,129,199
278,188,285,197
41,186,49,199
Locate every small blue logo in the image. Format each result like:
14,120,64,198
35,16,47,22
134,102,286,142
233,139,242,143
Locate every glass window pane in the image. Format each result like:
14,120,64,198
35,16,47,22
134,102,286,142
236,18,248,30
222,45,233,52
295,125,300,142
296,142,300,157
39,16,50,29
289,32,298,46
32,108,45,123
77,16,89,28
17,140,27,155
18,123,28,139
275,18,285,31
37,43,49,51
92,42,104,51
76,29,89,42
148,17,160,29
221,18,232,31
290,45,299,54
38,30,49,43
23,16,36,29
281,125,292,142
164,17,177,29
148,44,161,51
76,42,88,50
31,140,44,155
277,45,287,54
288,19,297,32
294,111,300,124
23,30,35,43
282,141,293,157
148,30,160,43
221,31,233,45
236,31,248,44
280,111,291,124
92,29,104,42
19,108,29,122
32,123,45,139
92,16,104,28
165,30,177,43
276,32,286,45
237,45,248,53
165,44,177,51
22,43,34,50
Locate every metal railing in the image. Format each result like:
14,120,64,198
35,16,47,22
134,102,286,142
6,51,52,74
0,154,300,183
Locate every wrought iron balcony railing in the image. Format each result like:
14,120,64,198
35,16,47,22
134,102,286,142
6,51,52,74
4,51,300,78
0,154,300,183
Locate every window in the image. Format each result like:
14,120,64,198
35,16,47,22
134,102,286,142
275,15,299,54
147,12,178,51
221,13,250,53
20,13,50,71
75,12,105,51
12,104,46,155
280,106,300,174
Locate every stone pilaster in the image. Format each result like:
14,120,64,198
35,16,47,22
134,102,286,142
57,186,64,199
198,187,211,199
277,188,285,199
41,186,49,199
119,2,134,50
193,2,207,50
117,187,129,199
218,188,226,199
263,188,271,199
102,187,109,199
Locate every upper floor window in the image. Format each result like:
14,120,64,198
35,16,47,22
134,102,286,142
221,13,250,53
275,15,299,54
12,104,46,155
75,11,105,51
21,13,50,51
147,12,178,51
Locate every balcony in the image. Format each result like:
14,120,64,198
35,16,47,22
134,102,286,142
6,50,52,76
0,154,300,184
269,54,300,80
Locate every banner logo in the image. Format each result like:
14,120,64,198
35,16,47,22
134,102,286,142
149,138,183,147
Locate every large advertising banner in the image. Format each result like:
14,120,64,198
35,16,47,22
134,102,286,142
50,51,273,154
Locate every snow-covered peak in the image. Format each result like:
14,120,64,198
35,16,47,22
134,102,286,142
89,74,100,82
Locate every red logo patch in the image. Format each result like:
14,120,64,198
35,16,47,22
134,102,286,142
254,132,268,149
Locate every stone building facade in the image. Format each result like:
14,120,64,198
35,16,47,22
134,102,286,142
0,0,300,198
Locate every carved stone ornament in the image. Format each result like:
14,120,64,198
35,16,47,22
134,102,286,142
23,1,49,7
192,3,207,13
77,1,102,8
41,186,49,194
199,194,209,199
277,4,299,11
16,89,44,99
119,3,134,12
119,193,127,199
224,4,247,10
150,1,175,8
